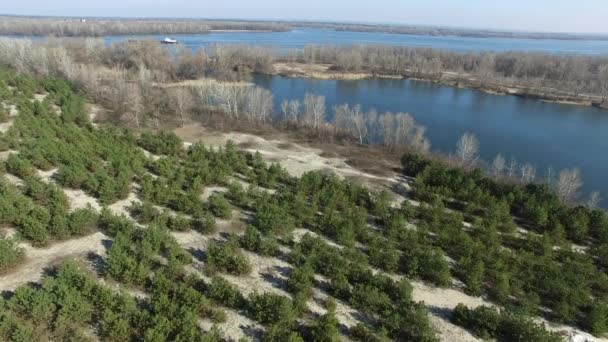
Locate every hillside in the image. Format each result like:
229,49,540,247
0,70,607,342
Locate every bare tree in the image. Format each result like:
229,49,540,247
170,87,194,127
519,163,536,183
556,168,583,202
379,112,395,148
288,100,301,124
491,154,506,178
455,132,479,168
506,157,518,179
587,192,602,208
304,93,325,130
280,100,289,125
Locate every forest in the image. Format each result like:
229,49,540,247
0,69,607,341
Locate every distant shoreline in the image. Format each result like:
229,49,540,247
270,62,608,111
1,15,607,41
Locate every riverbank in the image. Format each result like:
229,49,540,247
271,62,607,110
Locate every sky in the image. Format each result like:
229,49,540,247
3,0,608,34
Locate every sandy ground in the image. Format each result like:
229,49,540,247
273,62,374,80
0,103,18,133
175,125,396,184
0,232,108,291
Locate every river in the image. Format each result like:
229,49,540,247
252,74,608,200
104,28,608,55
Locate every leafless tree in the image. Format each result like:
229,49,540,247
170,87,194,127
288,100,301,124
556,168,583,202
455,132,479,168
506,157,518,179
304,93,325,130
491,154,506,178
519,163,536,183
587,192,602,208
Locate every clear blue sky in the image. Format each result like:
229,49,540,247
3,0,608,34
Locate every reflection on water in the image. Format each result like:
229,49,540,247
253,74,608,199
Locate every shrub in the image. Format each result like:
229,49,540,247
5,154,35,179
240,225,280,256
248,292,293,325
254,199,294,235
0,237,25,273
309,298,340,342
138,131,183,156
451,304,561,341
206,276,246,309
207,194,232,219
68,207,98,236
206,238,251,275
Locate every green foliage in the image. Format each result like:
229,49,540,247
206,237,251,275
581,301,608,336
254,199,295,235
402,246,451,287
5,154,35,179
286,263,315,298
240,225,280,256
309,298,340,342
452,304,561,342
263,323,304,342
248,292,293,325
207,193,232,219
138,131,183,156
206,276,246,309
0,237,24,273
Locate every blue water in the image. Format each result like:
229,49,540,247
252,75,608,201
103,28,608,55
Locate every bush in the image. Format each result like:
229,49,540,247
451,304,561,341
138,131,183,156
192,212,216,234
240,225,280,256
254,199,294,235
206,238,251,275
68,207,98,236
248,292,293,325
309,298,340,342
0,237,25,273
5,154,35,179
286,263,315,298
207,194,232,219
206,276,246,309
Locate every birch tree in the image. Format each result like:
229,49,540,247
519,163,536,183
170,87,193,127
455,132,479,168
556,168,583,202
491,154,506,178
587,192,602,208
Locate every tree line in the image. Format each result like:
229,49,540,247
0,16,290,36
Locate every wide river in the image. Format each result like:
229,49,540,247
104,28,608,55
252,75,608,200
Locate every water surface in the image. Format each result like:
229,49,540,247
103,28,608,55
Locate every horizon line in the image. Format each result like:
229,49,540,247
2,13,608,37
